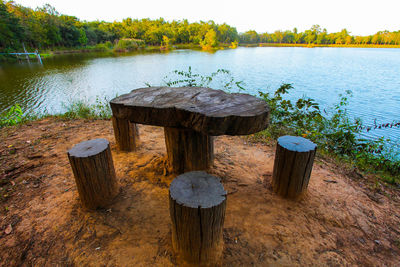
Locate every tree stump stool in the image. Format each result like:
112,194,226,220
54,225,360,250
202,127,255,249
67,138,119,209
272,135,317,198
110,87,270,174
169,171,227,266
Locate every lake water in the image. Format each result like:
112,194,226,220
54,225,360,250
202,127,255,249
0,47,399,145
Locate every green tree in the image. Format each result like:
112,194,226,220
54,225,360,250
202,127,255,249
293,28,303,44
0,0,23,50
371,33,380,44
339,29,350,43
78,28,87,45
161,35,171,49
3,0,400,52
345,35,353,45
201,28,218,49
59,15,81,46
282,30,294,43
240,30,259,43
217,23,238,43
304,25,321,44
316,28,327,44
274,30,284,43
36,4,62,47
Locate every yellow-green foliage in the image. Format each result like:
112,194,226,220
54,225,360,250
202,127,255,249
113,38,145,52
3,0,400,52
229,40,238,49
161,35,171,50
240,25,400,46
200,29,218,50
94,41,113,51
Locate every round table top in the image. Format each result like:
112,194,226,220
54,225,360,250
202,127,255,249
110,87,270,136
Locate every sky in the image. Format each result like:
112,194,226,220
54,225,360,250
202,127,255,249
13,0,400,35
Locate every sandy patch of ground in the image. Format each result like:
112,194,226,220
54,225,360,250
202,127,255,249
0,118,399,266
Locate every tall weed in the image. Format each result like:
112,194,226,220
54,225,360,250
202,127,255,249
162,66,245,92
61,97,112,119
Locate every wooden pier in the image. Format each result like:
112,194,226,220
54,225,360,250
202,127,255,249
0,51,43,64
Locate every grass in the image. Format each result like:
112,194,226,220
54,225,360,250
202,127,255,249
57,97,112,120
0,97,112,128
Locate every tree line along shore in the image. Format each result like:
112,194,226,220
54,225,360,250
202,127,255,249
1,0,400,55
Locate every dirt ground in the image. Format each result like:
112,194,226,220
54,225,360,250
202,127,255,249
0,118,399,266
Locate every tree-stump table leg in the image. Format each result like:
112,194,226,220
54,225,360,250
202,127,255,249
164,127,214,174
169,171,226,266
67,138,119,209
272,135,317,198
112,116,138,151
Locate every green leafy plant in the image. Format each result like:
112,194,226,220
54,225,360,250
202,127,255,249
0,104,24,127
93,96,112,119
162,66,245,92
258,84,400,181
259,83,323,138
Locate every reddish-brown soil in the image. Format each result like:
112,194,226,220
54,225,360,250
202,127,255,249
0,118,399,266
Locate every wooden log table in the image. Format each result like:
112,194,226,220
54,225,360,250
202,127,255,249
110,87,270,173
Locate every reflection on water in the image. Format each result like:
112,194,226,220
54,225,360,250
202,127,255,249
0,47,399,144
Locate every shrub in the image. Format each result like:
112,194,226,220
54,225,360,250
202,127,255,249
229,40,238,49
95,41,113,51
113,38,145,52
258,84,400,179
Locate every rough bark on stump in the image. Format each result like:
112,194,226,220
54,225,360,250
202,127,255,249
112,116,138,151
169,171,227,266
164,127,214,174
67,138,118,209
272,135,317,198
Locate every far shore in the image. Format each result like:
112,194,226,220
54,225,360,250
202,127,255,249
38,42,400,56
0,44,222,61
2,42,400,62
39,43,400,58
241,43,400,48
